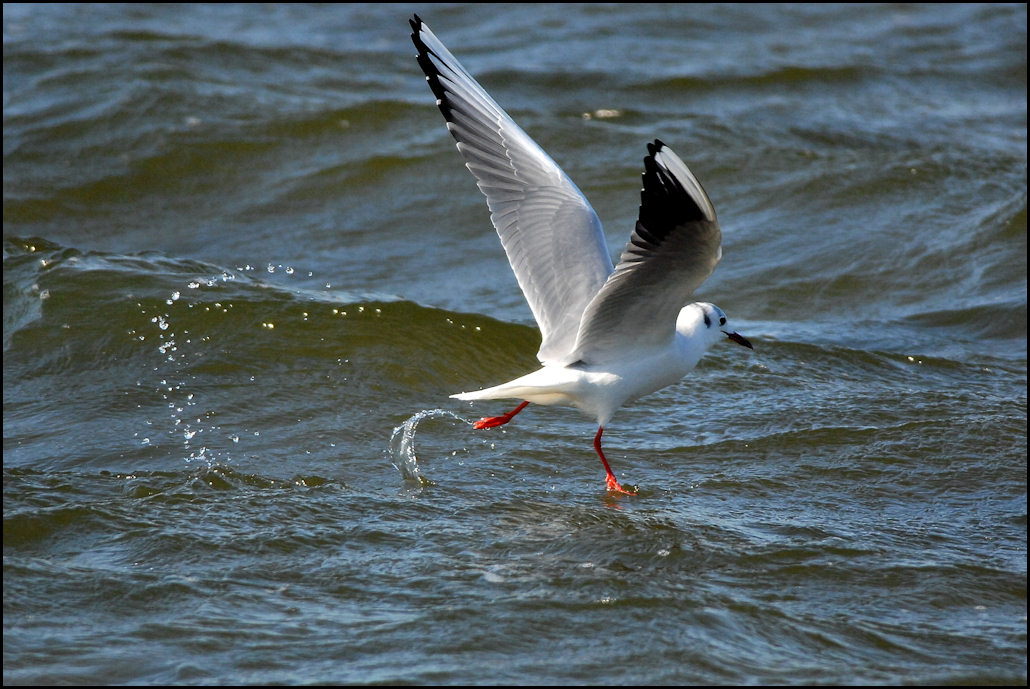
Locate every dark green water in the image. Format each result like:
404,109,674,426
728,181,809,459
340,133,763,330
4,3,1026,684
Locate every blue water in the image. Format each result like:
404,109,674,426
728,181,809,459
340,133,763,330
4,3,1026,684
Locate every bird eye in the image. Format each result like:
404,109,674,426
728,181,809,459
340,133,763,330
719,317,726,326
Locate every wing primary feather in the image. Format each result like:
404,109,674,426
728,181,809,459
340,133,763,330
410,15,615,364
568,140,722,364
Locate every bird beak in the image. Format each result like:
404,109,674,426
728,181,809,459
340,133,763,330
724,331,754,350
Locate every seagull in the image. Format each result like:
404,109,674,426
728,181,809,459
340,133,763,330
410,14,753,495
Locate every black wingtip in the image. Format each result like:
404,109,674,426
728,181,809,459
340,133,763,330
645,138,670,163
638,138,708,233
409,14,461,132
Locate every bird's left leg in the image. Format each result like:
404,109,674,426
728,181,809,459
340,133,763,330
472,401,529,430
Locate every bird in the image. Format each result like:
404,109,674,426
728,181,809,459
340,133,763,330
409,14,753,495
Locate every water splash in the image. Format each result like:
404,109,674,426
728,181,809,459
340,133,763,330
389,409,467,488
132,271,243,466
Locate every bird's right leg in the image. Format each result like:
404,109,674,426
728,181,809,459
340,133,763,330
472,401,529,429
594,426,637,495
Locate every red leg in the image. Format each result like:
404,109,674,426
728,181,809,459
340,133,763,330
472,401,529,430
594,426,636,495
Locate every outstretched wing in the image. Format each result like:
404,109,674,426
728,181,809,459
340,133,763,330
569,140,722,364
411,15,614,363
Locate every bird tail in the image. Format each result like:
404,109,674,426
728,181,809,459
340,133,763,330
451,382,528,402
452,367,584,407
452,375,573,406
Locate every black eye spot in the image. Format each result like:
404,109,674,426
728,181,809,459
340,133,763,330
719,317,726,326
703,313,711,328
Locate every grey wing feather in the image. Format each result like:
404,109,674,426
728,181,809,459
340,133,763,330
410,15,614,363
569,140,722,364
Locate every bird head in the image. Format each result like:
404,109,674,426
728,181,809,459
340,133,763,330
694,302,753,350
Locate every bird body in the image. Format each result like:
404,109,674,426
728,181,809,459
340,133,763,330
410,15,753,494
453,302,732,428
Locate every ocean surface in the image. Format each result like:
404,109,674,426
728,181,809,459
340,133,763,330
3,3,1026,685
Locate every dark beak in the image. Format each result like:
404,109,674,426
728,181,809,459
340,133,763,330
724,331,754,350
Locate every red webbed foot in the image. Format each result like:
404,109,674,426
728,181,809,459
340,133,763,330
604,473,637,496
471,401,529,430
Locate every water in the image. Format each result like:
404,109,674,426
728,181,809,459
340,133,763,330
3,3,1026,684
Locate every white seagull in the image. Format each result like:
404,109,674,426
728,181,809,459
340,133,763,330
410,15,753,495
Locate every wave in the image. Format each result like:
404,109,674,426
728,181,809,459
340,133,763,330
3,234,535,370
6,234,1021,395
